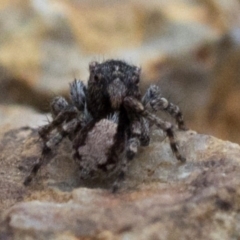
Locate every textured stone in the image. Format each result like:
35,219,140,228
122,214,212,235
1,115,240,239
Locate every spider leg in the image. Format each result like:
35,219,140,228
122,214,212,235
111,118,144,193
50,96,69,118
144,110,186,163
39,107,78,140
112,159,127,193
139,116,150,146
72,119,97,158
111,97,150,192
125,110,151,161
39,95,78,141
24,119,79,186
126,117,141,160
124,96,185,162
111,109,150,192
24,96,79,185
142,85,187,130
99,108,128,193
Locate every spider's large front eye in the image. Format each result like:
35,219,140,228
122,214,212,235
93,73,102,82
132,75,140,85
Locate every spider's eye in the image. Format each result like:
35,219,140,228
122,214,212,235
94,75,99,81
132,75,139,85
93,74,101,82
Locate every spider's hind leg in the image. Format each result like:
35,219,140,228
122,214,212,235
143,85,187,130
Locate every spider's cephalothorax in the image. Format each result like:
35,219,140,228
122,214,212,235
24,59,187,192
87,60,141,119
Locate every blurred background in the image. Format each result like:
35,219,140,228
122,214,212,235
1,0,240,143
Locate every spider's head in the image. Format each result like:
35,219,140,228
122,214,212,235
88,60,141,112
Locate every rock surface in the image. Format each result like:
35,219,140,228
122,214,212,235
1,106,240,239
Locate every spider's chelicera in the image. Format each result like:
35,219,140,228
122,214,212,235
24,59,187,192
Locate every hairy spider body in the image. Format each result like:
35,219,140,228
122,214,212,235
87,60,141,118
24,59,187,192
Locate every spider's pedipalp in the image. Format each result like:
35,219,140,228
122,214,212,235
123,96,144,113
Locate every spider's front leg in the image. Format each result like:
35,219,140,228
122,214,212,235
126,116,150,158
124,96,151,160
111,120,143,192
111,101,148,192
126,117,141,160
24,97,78,186
124,96,186,163
142,85,187,130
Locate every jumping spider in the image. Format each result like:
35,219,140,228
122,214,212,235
24,59,187,192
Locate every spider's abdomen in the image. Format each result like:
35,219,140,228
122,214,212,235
76,119,124,179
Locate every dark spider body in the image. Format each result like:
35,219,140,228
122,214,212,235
24,59,187,192
87,60,141,119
